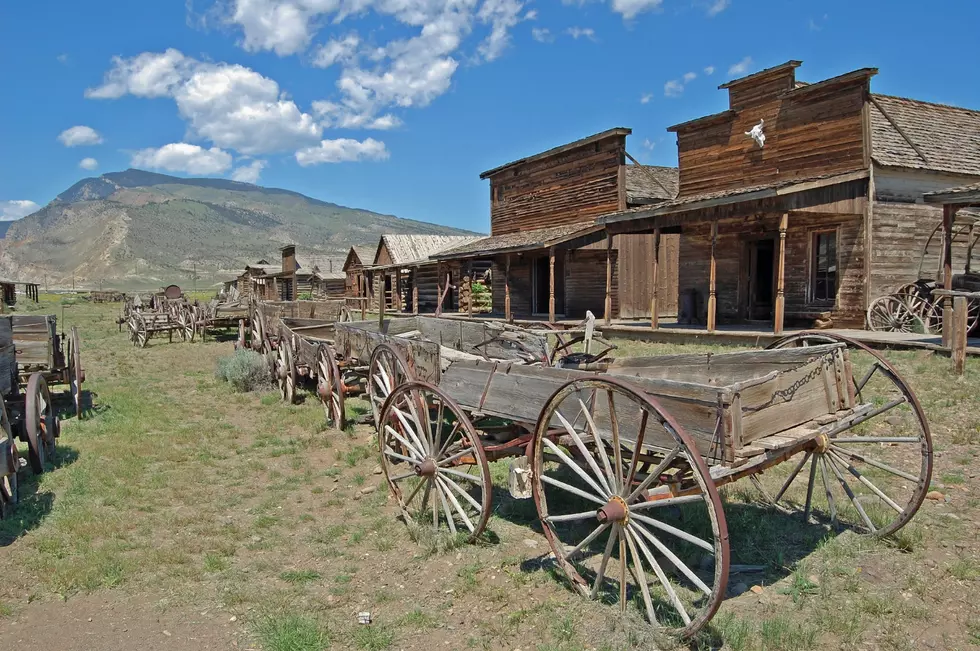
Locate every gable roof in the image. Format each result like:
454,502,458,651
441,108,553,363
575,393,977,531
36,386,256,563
480,128,632,179
871,94,980,177
431,223,604,260
375,234,482,266
625,165,679,204
343,246,375,271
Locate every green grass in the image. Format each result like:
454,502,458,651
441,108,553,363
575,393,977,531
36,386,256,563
279,570,321,584
255,614,330,651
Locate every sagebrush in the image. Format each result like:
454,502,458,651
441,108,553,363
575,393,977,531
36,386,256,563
215,349,270,392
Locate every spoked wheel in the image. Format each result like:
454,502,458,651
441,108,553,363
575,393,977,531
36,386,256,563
339,305,353,323
378,381,492,543
178,306,194,342
68,326,83,419
24,373,57,474
764,332,932,537
235,319,246,351
924,297,980,336
250,310,266,353
368,343,415,425
866,295,923,332
130,313,148,348
0,396,19,518
531,377,729,639
276,338,297,404
316,344,345,430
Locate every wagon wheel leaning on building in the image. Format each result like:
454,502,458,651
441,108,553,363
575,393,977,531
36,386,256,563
763,332,932,537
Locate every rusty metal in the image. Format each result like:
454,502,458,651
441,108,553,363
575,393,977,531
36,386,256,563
595,495,628,524
414,458,437,477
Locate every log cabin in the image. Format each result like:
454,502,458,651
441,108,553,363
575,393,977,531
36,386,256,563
343,246,375,299
237,260,279,302
432,128,681,322
597,60,980,332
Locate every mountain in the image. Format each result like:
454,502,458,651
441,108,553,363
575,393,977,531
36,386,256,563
0,169,479,290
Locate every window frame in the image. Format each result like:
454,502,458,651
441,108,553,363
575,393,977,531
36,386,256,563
807,227,840,306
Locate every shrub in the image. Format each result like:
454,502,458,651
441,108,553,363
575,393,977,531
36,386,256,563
215,349,270,392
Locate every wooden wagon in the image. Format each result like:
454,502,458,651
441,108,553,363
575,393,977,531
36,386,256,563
367,331,930,638
127,297,194,347
0,316,63,518
11,315,84,419
191,298,249,343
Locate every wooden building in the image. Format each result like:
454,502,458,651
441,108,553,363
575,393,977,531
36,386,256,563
432,128,680,322
343,246,375,298
598,60,980,332
236,260,279,302
249,247,347,301
369,234,480,314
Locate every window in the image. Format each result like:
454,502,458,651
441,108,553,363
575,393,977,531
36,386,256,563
811,230,837,303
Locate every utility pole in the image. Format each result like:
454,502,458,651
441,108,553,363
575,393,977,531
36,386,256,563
193,262,197,292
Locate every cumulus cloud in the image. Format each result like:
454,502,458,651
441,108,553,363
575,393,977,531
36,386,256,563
531,27,553,43
728,56,753,76
0,200,40,221
295,138,389,165
683,71,697,82
609,0,662,20
79,158,99,171
131,143,233,175
704,65,715,75
312,100,402,130
706,0,729,16
231,160,267,183
640,93,652,104
85,48,191,99
664,79,684,98
566,26,596,40
58,125,103,147
312,34,360,68
642,138,655,151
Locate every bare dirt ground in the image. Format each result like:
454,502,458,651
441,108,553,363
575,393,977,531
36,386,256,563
0,299,978,650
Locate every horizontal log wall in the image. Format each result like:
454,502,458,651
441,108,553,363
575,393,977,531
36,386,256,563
566,250,618,319
675,80,868,198
679,212,866,328
488,134,626,235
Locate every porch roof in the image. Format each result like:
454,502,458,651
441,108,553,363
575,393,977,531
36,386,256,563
923,181,980,206
430,222,605,261
598,169,869,231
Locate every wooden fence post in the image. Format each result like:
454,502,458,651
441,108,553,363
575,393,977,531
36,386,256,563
774,213,788,334
707,221,718,333
604,233,613,326
650,228,660,330
953,295,968,375
549,246,556,324
504,255,511,322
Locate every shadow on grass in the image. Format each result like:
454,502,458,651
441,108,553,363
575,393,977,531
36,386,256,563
0,445,79,547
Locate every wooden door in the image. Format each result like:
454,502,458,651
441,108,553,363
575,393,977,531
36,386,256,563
616,233,680,319
746,239,776,320
532,255,565,315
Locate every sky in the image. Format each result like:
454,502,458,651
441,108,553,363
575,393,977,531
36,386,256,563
2,0,980,231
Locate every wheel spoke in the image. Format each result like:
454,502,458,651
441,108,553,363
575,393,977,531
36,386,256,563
828,445,920,482
607,390,624,495
437,472,483,512
626,447,681,503
540,474,606,507
389,470,419,483
545,510,598,523
437,477,476,532
828,450,904,514
629,521,712,596
828,398,908,436
818,455,837,523
590,525,618,599
854,363,879,394
437,447,475,467
439,466,486,486
577,397,617,494
618,528,627,611
825,454,877,533
437,482,457,535
554,410,612,496
773,450,813,503
628,525,691,626
623,410,649,491
803,453,819,521
565,521,610,559
629,494,704,511
391,405,429,455
383,447,418,465
543,439,610,500
384,425,424,460
623,527,659,625
629,512,714,552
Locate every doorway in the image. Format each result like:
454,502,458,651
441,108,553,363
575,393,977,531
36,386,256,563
532,254,565,315
747,239,775,320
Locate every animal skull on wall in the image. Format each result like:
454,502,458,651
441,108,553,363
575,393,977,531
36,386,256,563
745,119,765,148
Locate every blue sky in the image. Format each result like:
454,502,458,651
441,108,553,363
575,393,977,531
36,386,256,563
2,0,979,231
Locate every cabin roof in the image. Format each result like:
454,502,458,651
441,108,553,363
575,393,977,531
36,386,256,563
625,165,679,204
377,234,482,266
479,128,632,179
343,246,375,271
244,263,280,274
871,94,980,176
431,223,603,260
924,181,980,205
718,60,802,90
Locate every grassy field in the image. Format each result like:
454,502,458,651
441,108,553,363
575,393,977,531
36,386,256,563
0,297,978,650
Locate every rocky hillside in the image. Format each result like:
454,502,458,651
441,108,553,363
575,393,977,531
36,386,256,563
0,170,476,290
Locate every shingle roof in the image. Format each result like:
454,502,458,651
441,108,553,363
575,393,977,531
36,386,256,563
378,235,482,266
245,263,280,274
625,165,679,204
431,223,603,260
871,94,980,176
923,181,980,205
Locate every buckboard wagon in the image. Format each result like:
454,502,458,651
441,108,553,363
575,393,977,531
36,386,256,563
0,316,62,518
11,315,84,419
367,332,930,638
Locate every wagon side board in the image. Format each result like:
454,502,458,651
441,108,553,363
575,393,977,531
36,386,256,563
11,314,57,369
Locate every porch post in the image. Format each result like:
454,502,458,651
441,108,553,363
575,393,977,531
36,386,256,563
504,255,512,322
774,213,788,334
412,268,419,315
707,220,717,333
467,261,474,318
650,228,660,330
436,262,443,317
548,246,556,324
395,268,402,312
378,272,385,329
360,274,367,320
942,204,955,347
604,232,613,326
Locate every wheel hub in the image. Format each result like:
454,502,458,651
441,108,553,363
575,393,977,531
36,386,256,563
596,495,629,524
414,458,437,477
814,434,830,454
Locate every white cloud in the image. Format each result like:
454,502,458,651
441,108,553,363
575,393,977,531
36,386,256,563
131,143,233,175
0,200,40,221
531,27,553,43
642,138,654,151
312,34,360,68
664,79,684,98
728,56,753,76
79,158,99,171
85,48,191,99
523,9,537,19
58,125,103,147
231,0,317,56
231,160,267,183
311,100,402,130
477,0,527,61
566,26,596,40
706,0,729,16
609,0,662,20
683,71,697,82
57,53,69,64
704,65,715,75
295,138,389,165
640,93,652,104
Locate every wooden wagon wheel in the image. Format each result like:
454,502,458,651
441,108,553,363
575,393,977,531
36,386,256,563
316,344,345,430
24,372,57,474
250,307,266,353
866,295,923,332
235,319,246,351
339,305,353,323
378,380,492,543
531,377,729,639
178,305,195,342
130,313,148,348
368,343,415,426
924,297,980,335
0,396,19,518
275,336,297,404
764,332,932,537
68,326,83,419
